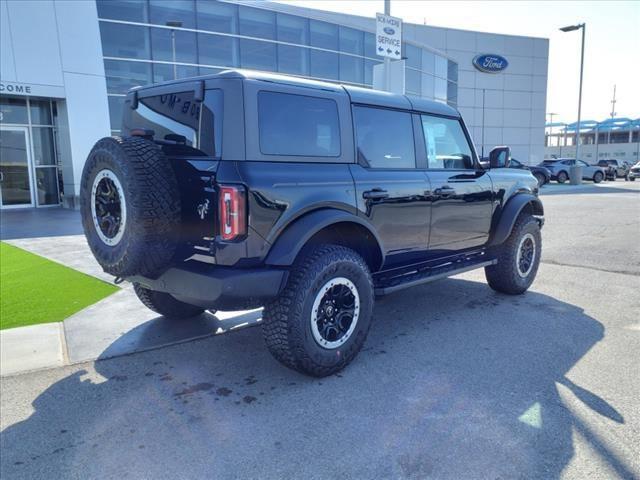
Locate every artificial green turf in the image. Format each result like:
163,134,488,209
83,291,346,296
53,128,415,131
0,242,119,330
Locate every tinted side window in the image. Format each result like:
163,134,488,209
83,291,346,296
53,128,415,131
353,106,415,169
421,115,473,169
258,91,340,157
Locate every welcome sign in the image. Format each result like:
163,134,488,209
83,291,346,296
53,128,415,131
472,54,509,73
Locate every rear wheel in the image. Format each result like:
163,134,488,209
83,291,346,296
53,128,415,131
133,283,204,319
262,244,374,377
485,214,541,295
556,171,568,184
593,171,604,183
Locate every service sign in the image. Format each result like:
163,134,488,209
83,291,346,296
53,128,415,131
376,13,402,60
472,54,509,73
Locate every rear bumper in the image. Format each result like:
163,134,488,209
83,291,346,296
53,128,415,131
128,264,288,310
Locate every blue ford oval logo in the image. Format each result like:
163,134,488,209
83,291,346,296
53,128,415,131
383,27,395,35
473,54,509,73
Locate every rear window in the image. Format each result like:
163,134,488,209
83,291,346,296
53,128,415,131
127,89,222,158
258,91,340,157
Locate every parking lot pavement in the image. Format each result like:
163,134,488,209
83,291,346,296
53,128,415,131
1,183,639,479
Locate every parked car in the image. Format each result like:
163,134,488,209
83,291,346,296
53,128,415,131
596,159,631,181
80,70,544,377
628,161,640,181
509,158,551,187
539,158,606,184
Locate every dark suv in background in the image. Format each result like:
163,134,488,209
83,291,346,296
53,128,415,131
596,159,631,181
80,70,543,376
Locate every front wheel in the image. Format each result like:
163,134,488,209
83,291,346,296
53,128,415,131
556,171,568,184
262,244,374,377
593,171,604,183
133,283,204,319
485,214,541,295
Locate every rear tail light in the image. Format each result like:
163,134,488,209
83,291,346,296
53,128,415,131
218,185,246,241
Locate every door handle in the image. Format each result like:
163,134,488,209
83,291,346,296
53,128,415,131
434,186,455,197
363,188,389,200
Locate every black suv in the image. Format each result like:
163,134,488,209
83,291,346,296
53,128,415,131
80,70,544,376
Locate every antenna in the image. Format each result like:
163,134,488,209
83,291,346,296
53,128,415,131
610,85,617,119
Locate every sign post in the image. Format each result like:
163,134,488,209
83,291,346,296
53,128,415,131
376,3,402,92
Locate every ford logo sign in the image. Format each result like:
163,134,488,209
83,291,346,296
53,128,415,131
472,54,509,73
383,27,395,35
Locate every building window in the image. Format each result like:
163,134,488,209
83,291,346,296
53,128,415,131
310,50,339,80
239,6,276,40
340,55,363,84
96,0,148,23
100,22,150,60
196,0,237,33
339,27,363,56
104,60,152,94
198,33,238,67
278,45,309,76
0,97,29,124
310,20,338,51
406,68,421,96
240,39,276,71
150,27,197,64
258,92,341,157
149,0,196,29
405,44,421,70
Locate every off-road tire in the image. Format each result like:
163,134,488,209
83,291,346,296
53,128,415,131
262,244,374,377
556,171,568,184
593,171,604,183
133,283,204,319
485,214,541,295
533,173,545,188
80,136,181,277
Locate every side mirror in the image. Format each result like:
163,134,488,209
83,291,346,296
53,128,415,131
489,146,511,168
479,160,490,170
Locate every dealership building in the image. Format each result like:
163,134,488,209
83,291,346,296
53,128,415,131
0,0,549,209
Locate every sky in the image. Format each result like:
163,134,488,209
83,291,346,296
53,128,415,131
275,0,640,124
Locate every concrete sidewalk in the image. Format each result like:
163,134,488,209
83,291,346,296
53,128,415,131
1,209,262,376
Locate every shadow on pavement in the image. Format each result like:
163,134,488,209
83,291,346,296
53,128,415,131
0,208,83,240
1,278,633,479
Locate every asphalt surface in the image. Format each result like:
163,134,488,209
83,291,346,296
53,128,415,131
1,182,639,479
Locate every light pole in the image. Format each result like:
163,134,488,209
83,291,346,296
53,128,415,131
560,22,586,185
166,21,183,80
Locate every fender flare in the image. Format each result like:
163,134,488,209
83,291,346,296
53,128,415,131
264,209,384,267
488,193,544,246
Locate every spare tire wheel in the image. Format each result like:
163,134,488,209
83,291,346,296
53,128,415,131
80,136,181,277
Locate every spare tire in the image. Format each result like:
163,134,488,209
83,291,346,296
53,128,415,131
80,136,181,277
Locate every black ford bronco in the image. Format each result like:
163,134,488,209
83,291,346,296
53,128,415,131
81,70,543,377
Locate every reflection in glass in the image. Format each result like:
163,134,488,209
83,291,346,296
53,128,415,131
405,44,421,70
421,50,435,75
0,129,31,205
196,0,237,33
108,96,124,131
277,13,308,44
97,0,148,22
36,167,60,205
100,22,150,59
310,20,338,50
278,45,309,75
0,98,28,125
198,33,238,67
435,77,447,100
406,69,421,95
149,0,196,29
104,60,152,94
421,73,435,99
448,60,458,83
153,63,199,82
32,128,56,166
310,50,339,80
447,81,458,106
340,55,363,84
150,28,197,63
339,27,363,55
29,100,53,125
364,32,376,58
240,39,276,71
435,55,447,79
239,6,275,40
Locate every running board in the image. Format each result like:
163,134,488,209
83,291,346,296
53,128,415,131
374,259,497,296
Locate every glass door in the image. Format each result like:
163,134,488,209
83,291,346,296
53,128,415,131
0,126,34,208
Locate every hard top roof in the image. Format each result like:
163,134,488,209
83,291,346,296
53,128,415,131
132,68,460,117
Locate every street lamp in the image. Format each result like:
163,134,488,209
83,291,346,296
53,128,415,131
560,22,586,185
166,21,183,80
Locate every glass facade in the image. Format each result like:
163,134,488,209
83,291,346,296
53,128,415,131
97,0,458,133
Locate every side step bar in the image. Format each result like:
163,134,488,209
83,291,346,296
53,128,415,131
374,259,497,296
